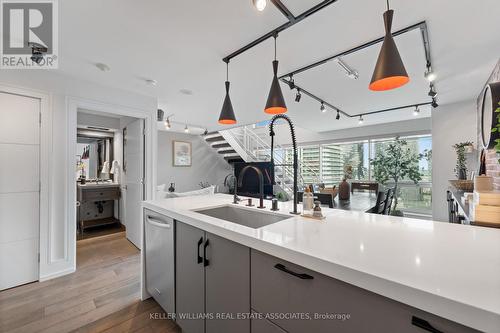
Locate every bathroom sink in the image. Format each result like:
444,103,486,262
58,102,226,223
193,205,291,229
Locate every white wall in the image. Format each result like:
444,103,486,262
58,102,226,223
157,131,231,193
432,100,478,222
0,70,156,280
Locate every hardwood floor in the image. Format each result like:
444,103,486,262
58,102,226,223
0,232,180,333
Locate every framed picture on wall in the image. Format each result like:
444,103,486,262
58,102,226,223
173,140,192,167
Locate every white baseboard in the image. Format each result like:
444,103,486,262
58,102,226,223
39,266,76,282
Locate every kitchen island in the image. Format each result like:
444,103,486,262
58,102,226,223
141,194,500,333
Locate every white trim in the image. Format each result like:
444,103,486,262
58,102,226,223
39,267,75,282
66,97,156,274
0,83,52,283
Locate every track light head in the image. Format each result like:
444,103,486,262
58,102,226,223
184,125,189,133
295,89,301,102
336,110,340,120
164,117,171,130
252,0,267,11
413,105,420,116
358,115,364,125
431,98,439,108
425,69,436,82
288,76,295,90
203,128,209,135
428,85,437,97
320,102,326,113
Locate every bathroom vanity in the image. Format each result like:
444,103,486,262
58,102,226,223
77,183,121,234
141,194,500,333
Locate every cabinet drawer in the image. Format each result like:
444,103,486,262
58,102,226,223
251,250,477,333
82,187,120,202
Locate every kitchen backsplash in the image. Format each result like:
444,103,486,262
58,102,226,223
477,59,500,190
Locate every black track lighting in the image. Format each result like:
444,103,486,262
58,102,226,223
203,128,209,135
320,102,326,113
336,110,340,120
288,75,295,90
358,115,364,125
428,84,437,98
413,105,420,116
295,89,301,102
431,98,439,108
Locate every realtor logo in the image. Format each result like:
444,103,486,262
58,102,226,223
0,0,58,69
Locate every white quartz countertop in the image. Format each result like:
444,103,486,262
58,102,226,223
143,194,500,332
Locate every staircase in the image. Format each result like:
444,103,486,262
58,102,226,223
202,125,321,197
202,132,244,164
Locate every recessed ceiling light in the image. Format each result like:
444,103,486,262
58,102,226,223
180,89,194,96
145,79,158,86
95,63,110,72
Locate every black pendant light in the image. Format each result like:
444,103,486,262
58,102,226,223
218,61,237,125
369,0,409,91
265,35,287,115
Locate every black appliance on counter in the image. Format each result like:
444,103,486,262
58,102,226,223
234,162,274,198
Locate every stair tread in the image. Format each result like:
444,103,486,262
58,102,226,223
212,143,231,148
205,136,225,142
218,148,236,153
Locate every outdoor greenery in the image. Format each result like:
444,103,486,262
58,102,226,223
492,101,500,163
452,141,473,179
370,137,423,214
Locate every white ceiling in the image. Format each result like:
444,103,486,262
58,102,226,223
59,0,500,132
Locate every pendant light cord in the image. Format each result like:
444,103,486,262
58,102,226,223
274,35,277,61
226,61,229,81
386,0,390,10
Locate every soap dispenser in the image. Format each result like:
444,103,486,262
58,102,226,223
303,187,314,215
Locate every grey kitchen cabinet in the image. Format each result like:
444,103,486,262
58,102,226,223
176,222,205,333
176,221,250,333
251,250,478,333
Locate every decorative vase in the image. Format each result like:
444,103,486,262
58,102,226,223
338,179,350,200
168,183,175,192
458,168,467,180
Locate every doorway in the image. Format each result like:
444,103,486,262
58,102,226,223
75,110,145,253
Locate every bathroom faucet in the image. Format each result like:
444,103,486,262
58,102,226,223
269,114,300,215
234,165,265,209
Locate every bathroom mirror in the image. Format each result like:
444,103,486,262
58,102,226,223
77,129,114,180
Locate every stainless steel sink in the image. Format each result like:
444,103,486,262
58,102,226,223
193,205,291,229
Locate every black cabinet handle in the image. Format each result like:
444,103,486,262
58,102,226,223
412,316,443,333
203,239,210,267
274,264,314,280
197,237,203,264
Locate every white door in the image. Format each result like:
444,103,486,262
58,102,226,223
123,119,144,249
0,92,40,290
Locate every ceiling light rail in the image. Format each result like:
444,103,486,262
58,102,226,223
222,0,339,64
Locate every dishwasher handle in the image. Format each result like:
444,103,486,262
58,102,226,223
145,215,172,229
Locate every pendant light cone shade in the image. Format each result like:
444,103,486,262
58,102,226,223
265,60,287,114
369,9,409,91
218,81,237,125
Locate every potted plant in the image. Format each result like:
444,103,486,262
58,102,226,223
492,101,500,163
370,137,423,216
452,141,473,180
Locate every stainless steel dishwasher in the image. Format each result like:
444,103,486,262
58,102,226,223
144,209,175,314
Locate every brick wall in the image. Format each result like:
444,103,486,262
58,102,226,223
486,149,500,190
477,59,500,190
